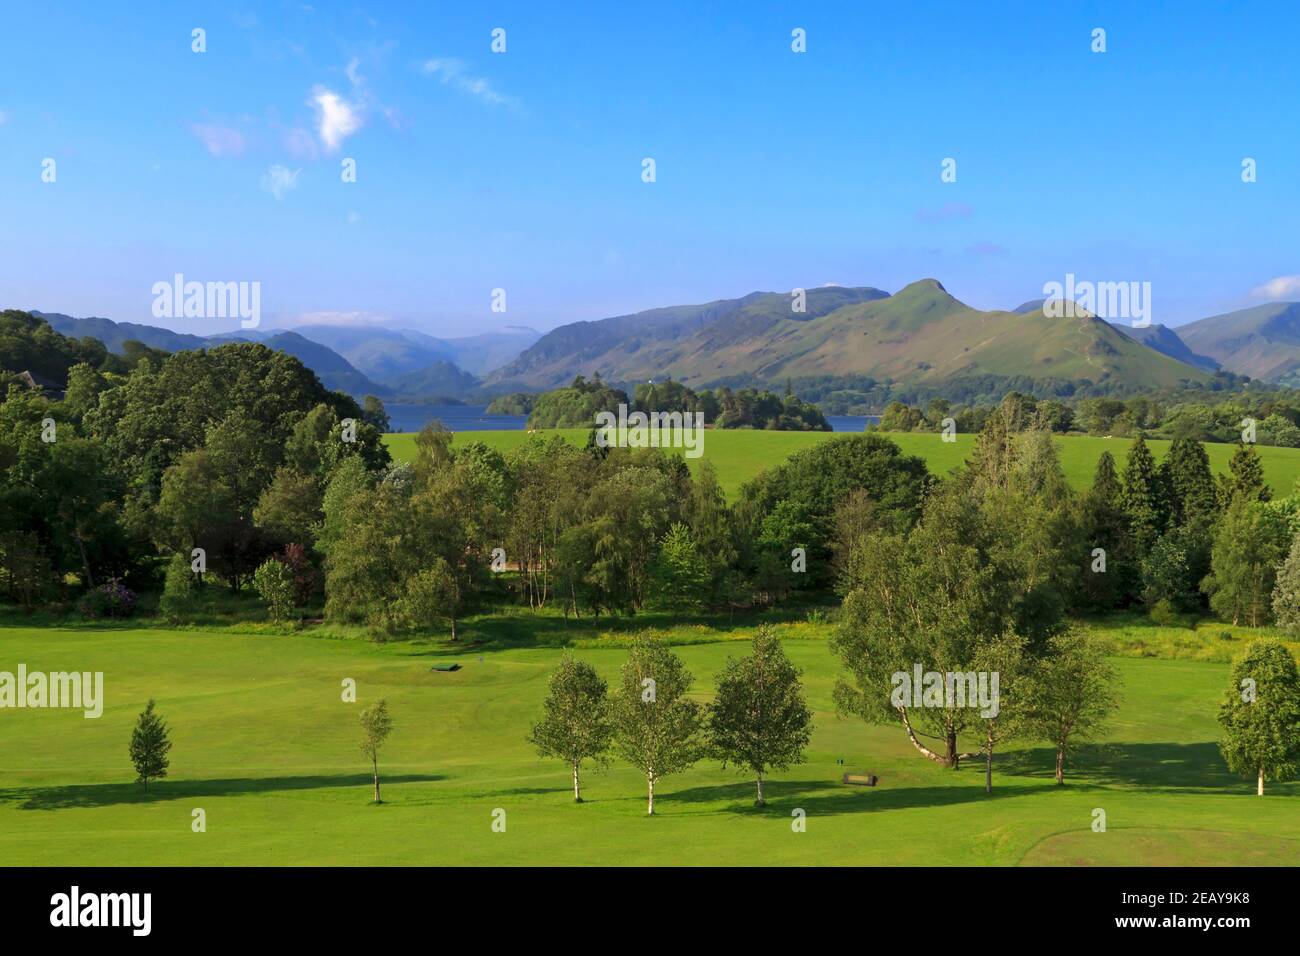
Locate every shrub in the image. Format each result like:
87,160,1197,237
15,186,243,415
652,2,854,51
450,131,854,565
77,579,137,619
279,543,319,606
252,558,295,623
1150,598,1188,628
158,553,195,622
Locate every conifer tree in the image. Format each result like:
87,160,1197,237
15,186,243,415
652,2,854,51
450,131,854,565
1120,436,1163,558
129,699,172,791
1218,442,1270,506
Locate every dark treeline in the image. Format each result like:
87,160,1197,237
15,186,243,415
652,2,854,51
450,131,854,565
711,369,1249,416
876,388,1300,447
522,375,829,431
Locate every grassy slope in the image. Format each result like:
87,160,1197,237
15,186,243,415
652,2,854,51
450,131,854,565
384,430,1300,502
2,622,1295,866
484,281,1210,392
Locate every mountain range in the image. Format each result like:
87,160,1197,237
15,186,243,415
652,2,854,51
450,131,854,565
31,311,539,401
25,284,1300,409
484,280,1219,394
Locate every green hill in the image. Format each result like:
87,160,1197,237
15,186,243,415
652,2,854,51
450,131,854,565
1176,302,1300,382
486,280,1213,395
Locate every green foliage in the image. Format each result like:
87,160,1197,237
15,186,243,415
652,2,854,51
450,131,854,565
707,627,812,805
652,522,710,610
129,698,172,790
1120,435,1164,557
358,699,394,802
1270,533,1300,632
252,558,295,623
254,467,322,548
831,481,1024,766
1141,526,1205,613
528,656,612,802
527,375,629,429
610,635,704,814
158,552,196,623
1217,640,1300,794
1164,436,1218,523
484,392,534,416
1022,630,1120,783
1219,442,1270,506
735,433,930,591
397,558,460,638
1203,498,1288,627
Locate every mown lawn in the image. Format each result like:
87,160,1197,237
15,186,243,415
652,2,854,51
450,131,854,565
2,613,1295,866
384,430,1300,501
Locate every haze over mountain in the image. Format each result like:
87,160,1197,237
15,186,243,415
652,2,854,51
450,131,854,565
485,280,1216,394
26,311,541,401
1175,302,1300,382
1108,322,1219,371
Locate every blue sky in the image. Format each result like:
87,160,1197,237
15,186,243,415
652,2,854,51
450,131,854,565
1,0,1297,337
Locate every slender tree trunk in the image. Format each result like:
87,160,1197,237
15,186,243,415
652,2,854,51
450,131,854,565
449,615,457,641
1258,766,1264,796
73,530,93,589
985,733,993,794
572,762,582,803
647,772,655,815
372,756,381,803
946,718,959,769
1055,747,1065,784
755,772,765,806
898,707,950,764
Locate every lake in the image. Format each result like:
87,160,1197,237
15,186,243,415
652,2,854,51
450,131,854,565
386,404,877,433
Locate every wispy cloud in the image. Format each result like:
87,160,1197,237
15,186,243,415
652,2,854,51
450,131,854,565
916,202,973,222
345,56,364,87
260,164,301,200
419,58,517,107
309,86,362,151
190,122,246,157
1252,275,1300,300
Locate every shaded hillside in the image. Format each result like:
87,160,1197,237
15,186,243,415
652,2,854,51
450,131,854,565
1176,302,1300,381
486,280,1213,393
1109,322,1219,371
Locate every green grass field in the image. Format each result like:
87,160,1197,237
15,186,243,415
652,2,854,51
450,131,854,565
384,430,1300,501
2,614,1296,866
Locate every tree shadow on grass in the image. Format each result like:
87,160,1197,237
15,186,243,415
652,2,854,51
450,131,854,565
0,773,445,811
393,602,822,654
997,741,1238,791
663,778,1043,817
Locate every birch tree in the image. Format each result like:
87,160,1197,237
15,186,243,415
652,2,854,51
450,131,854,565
529,655,612,802
708,627,812,805
610,635,702,814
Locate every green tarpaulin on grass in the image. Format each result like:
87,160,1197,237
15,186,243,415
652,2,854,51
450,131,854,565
430,664,461,672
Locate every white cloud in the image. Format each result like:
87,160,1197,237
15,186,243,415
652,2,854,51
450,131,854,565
346,57,364,87
419,58,516,107
310,86,362,151
260,164,301,200
1252,275,1300,300
190,122,246,157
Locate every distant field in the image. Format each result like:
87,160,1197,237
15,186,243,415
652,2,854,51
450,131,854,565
384,430,1300,501
3,620,1295,866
